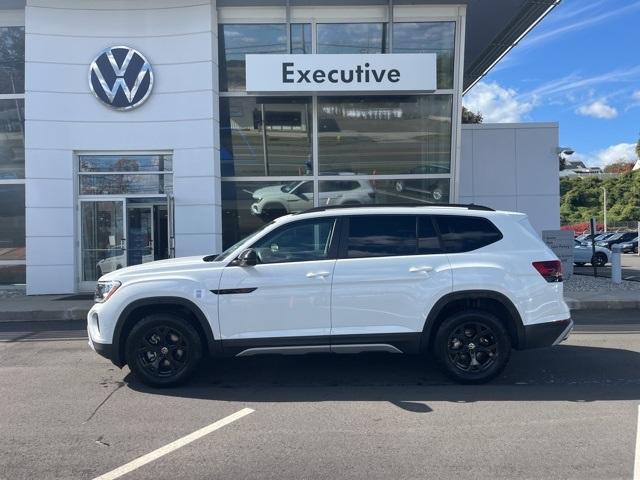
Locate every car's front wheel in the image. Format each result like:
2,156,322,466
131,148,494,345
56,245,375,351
591,252,607,267
434,310,511,384
125,313,202,388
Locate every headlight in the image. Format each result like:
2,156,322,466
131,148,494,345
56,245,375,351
94,280,121,303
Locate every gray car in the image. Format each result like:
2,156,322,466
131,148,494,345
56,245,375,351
573,240,610,267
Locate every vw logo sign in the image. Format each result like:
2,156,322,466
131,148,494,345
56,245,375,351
89,46,153,110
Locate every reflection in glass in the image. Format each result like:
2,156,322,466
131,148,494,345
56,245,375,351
127,207,154,267
0,26,24,94
221,180,316,248
220,96,313,177
0,184,25,260
317,23,387,54
79,155,172,173
393,22,455,89
219,24,287,91
291,24,312,54
320,178,450,205
0,265,25,285
0,99,25,179
79,174,173,195
253,218,335,264
318,95,452,175
81,201,125,282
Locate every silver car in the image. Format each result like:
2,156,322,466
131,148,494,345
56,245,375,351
573,240,610,267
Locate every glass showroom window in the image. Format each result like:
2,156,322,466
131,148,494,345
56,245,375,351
0,23,25,284
393,22,455,90
220,96,313,177
318,95,452,175
78,154,173,195
317,23,388,54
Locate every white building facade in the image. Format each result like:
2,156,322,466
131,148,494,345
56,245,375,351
0,0,560,294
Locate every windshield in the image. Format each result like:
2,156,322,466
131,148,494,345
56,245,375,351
281,181,302,193
209,221,276,262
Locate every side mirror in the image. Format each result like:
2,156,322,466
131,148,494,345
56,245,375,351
237,248,259,267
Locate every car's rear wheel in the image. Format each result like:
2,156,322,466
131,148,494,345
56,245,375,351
125,313,202,388
591,252,607,267
434,310,511,384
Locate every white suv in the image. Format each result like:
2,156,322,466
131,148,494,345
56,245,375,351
88,205,572,387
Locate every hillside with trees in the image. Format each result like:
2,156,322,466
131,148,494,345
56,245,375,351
560,170,640,225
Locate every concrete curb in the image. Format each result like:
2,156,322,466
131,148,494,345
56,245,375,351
0,308,89,322
564,298,640,310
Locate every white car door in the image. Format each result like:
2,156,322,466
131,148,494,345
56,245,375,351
218,217,338,349
330,215,452,346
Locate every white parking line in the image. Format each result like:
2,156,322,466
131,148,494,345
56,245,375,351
93,407,255,480
635,405,640,480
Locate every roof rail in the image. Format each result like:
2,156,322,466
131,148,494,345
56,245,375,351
299,203,495,214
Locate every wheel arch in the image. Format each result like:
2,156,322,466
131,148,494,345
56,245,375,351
111,297,221,367
422,290,525,352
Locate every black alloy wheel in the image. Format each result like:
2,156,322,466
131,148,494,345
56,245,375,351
434,310,511,384
591,252,607,267
125,314,202,388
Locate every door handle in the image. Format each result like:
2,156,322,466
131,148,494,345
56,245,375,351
409,266,433,273
306,271,330,278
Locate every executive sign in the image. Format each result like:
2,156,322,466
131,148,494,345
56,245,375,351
89,46,154,110
245,54,437,92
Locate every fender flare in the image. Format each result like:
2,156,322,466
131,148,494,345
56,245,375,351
111,296,220,367
422,290,526,350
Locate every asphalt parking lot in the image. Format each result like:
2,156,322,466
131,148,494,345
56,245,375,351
574,252,640,281
1,311,639,480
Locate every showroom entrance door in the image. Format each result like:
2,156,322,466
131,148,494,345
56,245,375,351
78,198,171,291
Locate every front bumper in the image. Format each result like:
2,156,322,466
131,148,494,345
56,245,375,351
88,335,116,362
522,318,573,349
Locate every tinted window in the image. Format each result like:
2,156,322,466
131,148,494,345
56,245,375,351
347,215,416,258
435,216,502,253
252,218,336,264
418,216,441,254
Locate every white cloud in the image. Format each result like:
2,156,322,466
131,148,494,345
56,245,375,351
463,81,533,123
575,100,618,119
576,143,638,167
633,90,640,101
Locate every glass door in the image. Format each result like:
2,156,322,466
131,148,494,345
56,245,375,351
127,205,154,267
79,199,126,290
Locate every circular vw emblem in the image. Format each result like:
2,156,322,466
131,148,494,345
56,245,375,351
89,46,154,110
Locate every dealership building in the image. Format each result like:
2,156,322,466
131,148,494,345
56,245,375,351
0,0,562,294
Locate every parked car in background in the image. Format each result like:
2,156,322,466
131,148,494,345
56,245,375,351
575,232,603,243
595,232,637,250
573,240,610,267
250,178,375,219
619,236,638,254
581,232,617,246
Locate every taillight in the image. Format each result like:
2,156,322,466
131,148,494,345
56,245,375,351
532,260,563,283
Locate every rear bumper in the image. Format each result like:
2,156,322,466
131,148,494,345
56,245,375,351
522,318,573,349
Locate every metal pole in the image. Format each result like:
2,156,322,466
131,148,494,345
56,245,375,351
603,187,607,232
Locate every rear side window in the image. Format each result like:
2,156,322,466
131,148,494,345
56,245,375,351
435,215,502,253
347,215,416,258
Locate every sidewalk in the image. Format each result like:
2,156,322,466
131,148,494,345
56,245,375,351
0,275,638,322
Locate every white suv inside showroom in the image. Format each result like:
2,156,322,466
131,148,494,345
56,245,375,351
88,205,572,387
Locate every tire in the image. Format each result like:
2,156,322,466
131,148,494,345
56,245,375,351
591,252,607,267
574,262,585,267
394,181,404,193
433,310,511,384
125,313,203,388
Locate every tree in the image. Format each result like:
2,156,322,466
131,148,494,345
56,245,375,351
462,106,482,124
636,134,640,161
603,161,635,174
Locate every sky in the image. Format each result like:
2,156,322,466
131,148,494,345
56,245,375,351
462,0,640,168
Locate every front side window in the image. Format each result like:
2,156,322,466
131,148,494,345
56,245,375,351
347,215,416,258
435,215,503,253
252,218,336,264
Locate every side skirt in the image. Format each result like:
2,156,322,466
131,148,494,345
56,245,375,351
221,333,422,357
